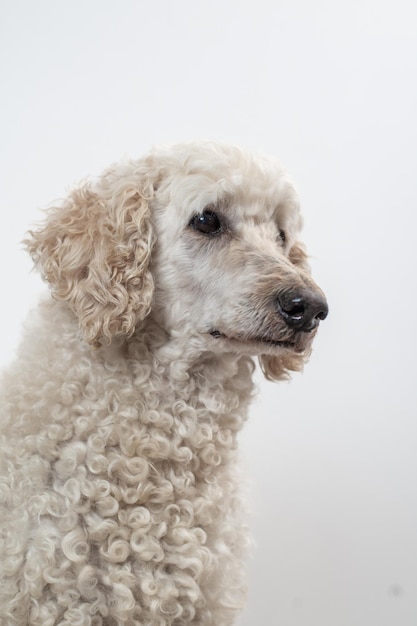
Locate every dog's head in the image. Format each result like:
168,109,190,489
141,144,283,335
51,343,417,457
27,142,327,380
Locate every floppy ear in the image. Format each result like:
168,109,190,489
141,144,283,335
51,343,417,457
26,166,155,346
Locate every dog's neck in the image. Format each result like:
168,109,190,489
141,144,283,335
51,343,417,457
124,317,256,415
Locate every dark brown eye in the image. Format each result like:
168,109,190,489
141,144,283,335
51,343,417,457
278,229,287,245
189,210,223,235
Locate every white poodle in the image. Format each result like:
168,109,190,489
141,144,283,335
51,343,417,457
0,142,328,625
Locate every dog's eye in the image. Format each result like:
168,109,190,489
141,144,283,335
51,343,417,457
189,210,223,235
278,229,287,245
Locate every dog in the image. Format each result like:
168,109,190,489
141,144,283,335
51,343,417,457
0,142,327,625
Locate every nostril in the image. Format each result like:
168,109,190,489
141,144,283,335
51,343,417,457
280,296,305,322
316,302,329,322
277,290,328,331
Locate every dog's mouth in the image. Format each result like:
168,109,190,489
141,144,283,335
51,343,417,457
209,329,306,353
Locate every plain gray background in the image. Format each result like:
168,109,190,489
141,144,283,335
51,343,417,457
1,2,416,624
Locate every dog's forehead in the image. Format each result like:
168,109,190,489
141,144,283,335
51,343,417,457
151,143,303,236
167,165,299,218
227,173,300,222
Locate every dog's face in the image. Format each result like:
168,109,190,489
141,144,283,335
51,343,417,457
149,144,328,373
27,142,327,378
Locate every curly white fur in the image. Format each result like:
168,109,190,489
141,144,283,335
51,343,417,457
0,142,327,625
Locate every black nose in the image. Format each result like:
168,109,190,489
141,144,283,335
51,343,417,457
277,289,328,332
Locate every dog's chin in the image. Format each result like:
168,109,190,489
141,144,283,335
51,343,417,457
208,329,313,356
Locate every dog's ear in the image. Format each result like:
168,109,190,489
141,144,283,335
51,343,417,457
26,165,155,346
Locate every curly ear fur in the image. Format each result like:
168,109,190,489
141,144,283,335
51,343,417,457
26,166,155,346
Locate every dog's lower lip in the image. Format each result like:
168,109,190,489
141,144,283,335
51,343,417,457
209,330,296,349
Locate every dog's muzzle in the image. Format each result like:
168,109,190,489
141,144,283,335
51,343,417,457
277,289,328,333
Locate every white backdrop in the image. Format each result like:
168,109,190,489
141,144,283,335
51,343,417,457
1,2,416,625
